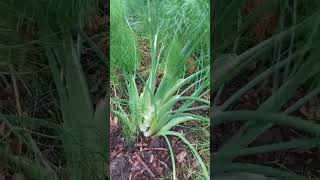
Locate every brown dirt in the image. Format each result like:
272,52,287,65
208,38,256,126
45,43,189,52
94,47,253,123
110,115,207,180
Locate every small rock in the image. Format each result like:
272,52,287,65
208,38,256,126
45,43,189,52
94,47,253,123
177,151,187,163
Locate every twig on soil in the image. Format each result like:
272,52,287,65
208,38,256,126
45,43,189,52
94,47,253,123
141,147,167,151
10,65,22,115
149,154,154,163
111,145,124,158
158,159,169,169
134,153,156,178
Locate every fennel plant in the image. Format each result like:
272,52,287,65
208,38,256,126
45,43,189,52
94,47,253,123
111,0,210,179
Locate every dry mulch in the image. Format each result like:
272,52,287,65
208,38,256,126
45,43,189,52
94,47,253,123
110,115,206,180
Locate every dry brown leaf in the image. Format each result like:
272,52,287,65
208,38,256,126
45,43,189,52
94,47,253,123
111,116,118,127
242,0,278,41
187,57,197,74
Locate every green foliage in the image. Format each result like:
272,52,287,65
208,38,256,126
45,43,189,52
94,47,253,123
0,1,107,179
110,0,140,80
42,33,107,180
213,0,320,179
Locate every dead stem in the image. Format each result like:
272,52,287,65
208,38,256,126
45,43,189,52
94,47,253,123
9,65,22,115
135,153,156,178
